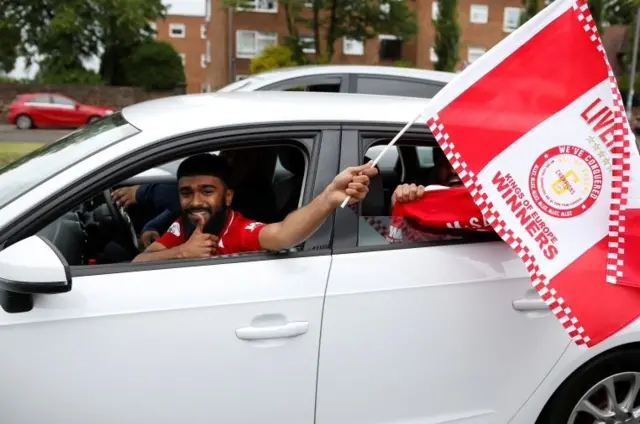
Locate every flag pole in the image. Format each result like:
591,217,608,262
626,7,640,121
340,109,426,208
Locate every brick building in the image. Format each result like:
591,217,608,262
154,13,209,94
162,0,536,93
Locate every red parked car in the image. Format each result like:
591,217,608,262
7,93,115,130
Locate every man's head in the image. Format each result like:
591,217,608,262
177,154,234,236
433,148,462,186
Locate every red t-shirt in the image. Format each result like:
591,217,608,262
386,185,492,242
155,210,267,255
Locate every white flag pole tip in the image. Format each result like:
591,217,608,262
339,109,426,208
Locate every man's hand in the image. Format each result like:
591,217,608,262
178,218,219,259
325,162,379,207
392,183,425,207
112,185,140,208
141,230,160,249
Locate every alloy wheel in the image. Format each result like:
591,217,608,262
16,116,31,129
569,372,640,423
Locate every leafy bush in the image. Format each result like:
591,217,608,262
124,40,185,91
37,68,104,85
250,44,297,74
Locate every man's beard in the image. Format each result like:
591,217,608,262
182,203,228,239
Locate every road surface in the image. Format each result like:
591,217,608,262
0,125,71,143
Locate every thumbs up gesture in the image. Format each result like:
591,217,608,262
179,216,219,259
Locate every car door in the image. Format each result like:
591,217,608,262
0,127,342,424
314,126,571,424
51,94,83,127
24,94,57,126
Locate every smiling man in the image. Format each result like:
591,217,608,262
132,153,377,262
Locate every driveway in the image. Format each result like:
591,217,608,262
0,125,71,143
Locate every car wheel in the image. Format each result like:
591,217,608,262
87,116,100,124
15,115,33,130
537,348,640,424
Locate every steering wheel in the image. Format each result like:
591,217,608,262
103,190,140,252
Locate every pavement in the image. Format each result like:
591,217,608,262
0,125,72,143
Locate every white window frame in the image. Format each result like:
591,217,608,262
205,0,211,22
236,74,249,81
169,23,186,39
300,36,316,54
236,30,278,59
237,0,278,13
206,40,211,63
430,47,438,63
201,54,207,69
343,38,364,56
503,7,523,32
470,4,489,24
200,24,207,39
432,1,439,20
179,53,186,66
201,83,211,93
467,46,486,63
149,22,157,39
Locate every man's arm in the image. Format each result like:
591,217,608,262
258,163,377,251
142,209,178,235
132,242,184,263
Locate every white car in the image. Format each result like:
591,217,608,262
0,92,639,424
217,64,456,99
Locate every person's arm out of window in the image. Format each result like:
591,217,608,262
257,163,378,251
140,209,179,248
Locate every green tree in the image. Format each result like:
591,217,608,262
36,59,104,84
588,0,605,33
250,44,297,73
124,40,185,91
0,0,165,82
433,0,460,72
604,0,638,25
519,0,541,26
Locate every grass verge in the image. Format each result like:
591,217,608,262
0,142,44,167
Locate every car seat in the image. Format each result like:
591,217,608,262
273,147,305,219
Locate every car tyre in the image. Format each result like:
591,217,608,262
15,114,33,130
87,116,100,124
537,348,640,424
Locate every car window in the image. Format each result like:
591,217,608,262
0,112,139,209
261,76,343,93
52,95,75,106
357,139,497,248
26,95,52,104
356,77,444,99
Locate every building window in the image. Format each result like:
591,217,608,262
179,53,186,66
379,34,402,61
238,0,278,13
470,4,489,24
236,30,278,58
200,24,206,39
236,74,249,81
149,22,157,38
503,7,523,32
380,3,390,14
300,35,316,54
430,47,438,62
201,54,207,69
468,47,486,63
343,38,364,56
205,0,211,22
169,23,186,38
201,83,211,93
206,40,211,62
432,1,439,20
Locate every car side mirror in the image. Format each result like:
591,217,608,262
0,235,71,296
75,103,80,109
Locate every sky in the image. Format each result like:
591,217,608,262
8,0,206,79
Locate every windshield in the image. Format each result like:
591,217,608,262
0,112,139,209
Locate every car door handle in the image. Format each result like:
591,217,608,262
512,298,549,311
236,321,309,340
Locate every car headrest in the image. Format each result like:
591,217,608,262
279,147,304,175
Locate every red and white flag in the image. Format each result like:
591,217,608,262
418,0,640,347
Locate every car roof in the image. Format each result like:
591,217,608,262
218,65,456,91
121,91,433,137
